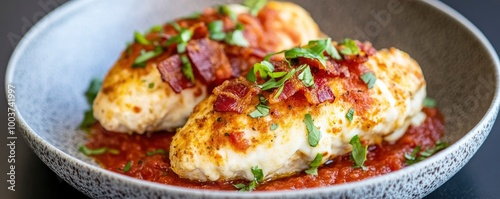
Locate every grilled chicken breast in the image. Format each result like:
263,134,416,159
170,47,427,182
93,1,322,134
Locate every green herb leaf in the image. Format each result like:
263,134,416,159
304,39,329,56
244,0,267,16
149,25,163,33
134,31,151,45
361,72,376,89
165,28,193,46
133,47,163,68
146,149,166,156
249,96,270,118
208,20,226,41
405,141,448,165
305,153,323,175
79,79,102,131
123,161,133,173
423,97,437,108
107,148,120,155
177,42,187,54
270,123,278,130
268,71,287,79
246,69,257,82
234,166,263,192
251,60,275,80
325,40,342,60
78,109,96,131
84,78,102,106
298,65,314,87
79,146,107,156
420,141,448,157
251,166,264,182
304,113,322,147
340,38,361,55
346,108,355,122
180,54,195,83
285,47,326,67
349,135,367,170
218,5,238,21
225,29,249,47
79,146,119,156
233,183,247,189
404,146,421,165
170,22,182,31
148,82,155,89
263,50,286,61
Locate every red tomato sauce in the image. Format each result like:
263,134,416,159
84,108,444,191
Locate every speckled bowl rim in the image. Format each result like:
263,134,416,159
5,0,500,198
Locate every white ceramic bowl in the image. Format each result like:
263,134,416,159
6,0,500,198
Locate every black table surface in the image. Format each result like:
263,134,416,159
1,0,499,198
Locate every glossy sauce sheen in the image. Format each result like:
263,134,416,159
85,108,443,191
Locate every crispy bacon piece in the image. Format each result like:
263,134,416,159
303,74,335,104
186,38,232,84
213,77,260,113
157,54,194,93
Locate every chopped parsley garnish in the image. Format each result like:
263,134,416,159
298,65,314,87
225,23,249,47
249,96,270,118
346,108,355,122
233,166,264,192
123,161,133,173
304,114,321,147
165,27,193,48
149,25,163,33
170,22,182,31
208,20,248,46
244,0,267,16
84,78,101,106
208,20,226,41
79,146,106,156
78,78,102,131
270,123,278,131
148,82,155,89
180,54,195,83
247,60,275,82
325,40,342,60
349,135,367,170
265,38,337,67
361,72,376,89
146,149,166,156
79,146,120,156
261,64,307,99
285,47,326,67
404,146,421,165
405,141,449,165
218,5,237,21
340,38,361,55
132,47,163,68
423,97,437,108
79,109,95,131
134,31,151,45
107,148,120,155
305,153,323,175
163,24,195,82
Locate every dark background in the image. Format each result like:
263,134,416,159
1,0,499,198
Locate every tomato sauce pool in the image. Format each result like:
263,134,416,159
84,108,444,191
